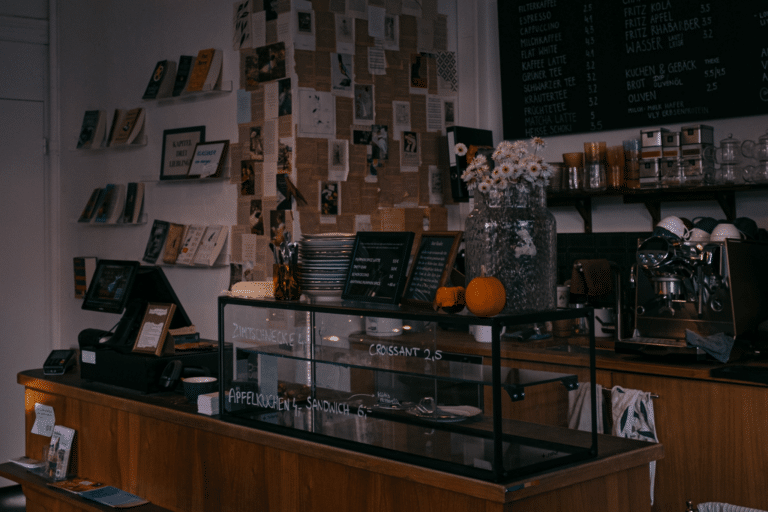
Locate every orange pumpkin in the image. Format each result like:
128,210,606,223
465,266,506,317
433,286,465,313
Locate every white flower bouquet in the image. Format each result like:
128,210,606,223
456,137,553,193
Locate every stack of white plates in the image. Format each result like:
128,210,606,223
298,233,356,299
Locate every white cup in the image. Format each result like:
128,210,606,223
710,223,745,242
656,216,690,240
688,227,710,242
365,317,403,337
470,325,506,343
593,308,615,338
556,285,570,308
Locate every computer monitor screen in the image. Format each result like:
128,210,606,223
82,259,192,329
81,260,139,314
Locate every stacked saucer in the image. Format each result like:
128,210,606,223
298,233,356,299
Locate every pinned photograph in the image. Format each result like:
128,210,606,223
240,160,256,195
297,11,313,33
249,199,263,235
256,42,286,83
401,131,420,168
371,125,388,164
248,126,264,161
410,53,427,90
328,139,349,181
320,181,340,215
354,84,374,124
331,53,353,94
278,77,292,116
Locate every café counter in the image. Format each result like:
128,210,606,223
3,368,661,512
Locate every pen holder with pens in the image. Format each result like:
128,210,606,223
273,263,300,300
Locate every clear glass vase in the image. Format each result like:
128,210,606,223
464,182,557,315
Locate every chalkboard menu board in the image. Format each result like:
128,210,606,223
342,232,415,304
499,1,768,139
402,232,462,305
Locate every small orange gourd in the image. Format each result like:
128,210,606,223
433,286,465,313
465,266,506,317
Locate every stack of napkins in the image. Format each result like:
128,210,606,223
197,391,220,415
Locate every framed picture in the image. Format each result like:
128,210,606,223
160,126,205,180
187,140,230,178
401,232,463,306
342,231,415,304
132,302,176,356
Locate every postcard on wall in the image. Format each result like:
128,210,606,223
427,95,443,132
428,165,444,204
371,125,389,165
320,181,340,215
278,77,291,116
328,139,349,182
331,53,354,96
233,0,252,50
353,84,374,126
335,14,355,54
256,42,287,83
392,101,410,141
444,98,456,128
293,9,315,51
367,5,386,39
276,174,292,210
409,53,428,93
436,51,458,95
346,0,367,19
251,10,266,48
298,88,335,138
278,138,293,173
400,131,420,169
246,124,264,161
383,14,399,51
249,199,264,235
368,44,387,76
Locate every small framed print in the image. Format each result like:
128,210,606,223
132,303,176,356
187,140,230,178
160,126,205,180
342,231,415,304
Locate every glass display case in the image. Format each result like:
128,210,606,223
217,296,597,483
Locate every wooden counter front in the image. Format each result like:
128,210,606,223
7,369,662,512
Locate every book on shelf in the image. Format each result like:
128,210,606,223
76,109,106,149
185,48,222,93
78,187,104,222
92,184,116,223
141,59,177,99
45,425,75,481
143,220,171,264
93,184,126,224
172,55,195,96
161,222,186,264
49,477,149,508
193,225,229,266
109,108,145,146
121,182,145,224
175,224,206,265
73,256,97,299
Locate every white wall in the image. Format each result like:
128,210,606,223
461,0,768,234
56,1,239,345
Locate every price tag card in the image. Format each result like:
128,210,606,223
342,232,415,304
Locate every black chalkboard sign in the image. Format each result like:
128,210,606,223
499,1,767,139
342,232,415,304
402,232,462,305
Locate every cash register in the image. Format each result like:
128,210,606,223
78,259,229,393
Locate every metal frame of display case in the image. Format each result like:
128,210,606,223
217,296,597,484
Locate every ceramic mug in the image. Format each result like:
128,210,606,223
471,325,506,343
710,223,745,242
688,227,710,242
656,216,690,240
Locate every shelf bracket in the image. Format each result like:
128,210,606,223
573,197,593,234
504,386,526,402
642,200,661,228
715,191,736,221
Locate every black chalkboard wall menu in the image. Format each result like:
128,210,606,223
498,1,768,139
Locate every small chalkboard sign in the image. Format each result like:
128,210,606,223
402,232,462,306
342,232,415,304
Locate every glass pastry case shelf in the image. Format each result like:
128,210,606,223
217,295,598,484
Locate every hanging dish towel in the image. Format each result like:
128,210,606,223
697,503,768,512
612,386,659,505
567,382,604,433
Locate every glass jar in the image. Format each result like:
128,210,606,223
464,183,556,315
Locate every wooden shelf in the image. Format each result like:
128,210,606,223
548,183,768,232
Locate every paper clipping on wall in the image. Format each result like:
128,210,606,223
298,88,336,137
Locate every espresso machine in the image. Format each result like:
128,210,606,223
616,236,768,359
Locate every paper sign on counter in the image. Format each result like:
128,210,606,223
31,403,55,437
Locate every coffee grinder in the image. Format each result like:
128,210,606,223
616,237,768,359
